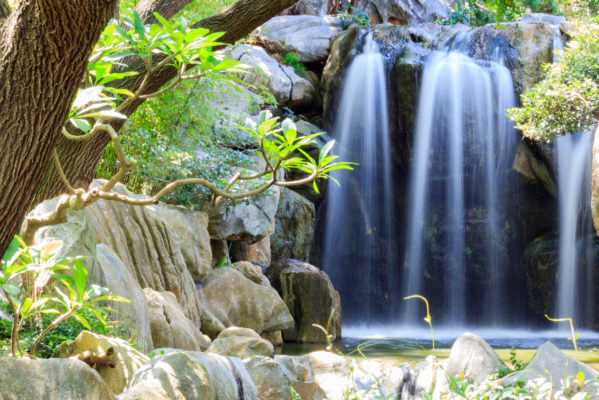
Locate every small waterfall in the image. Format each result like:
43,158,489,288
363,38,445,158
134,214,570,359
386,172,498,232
322,33,395,322
402,48,518,326
552,30,596,328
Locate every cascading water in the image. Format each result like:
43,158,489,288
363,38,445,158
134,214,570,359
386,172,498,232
402,46,518,326
321,34,395,322
552,31,596,328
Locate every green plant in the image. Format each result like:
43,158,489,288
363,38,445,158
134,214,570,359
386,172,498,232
338,4,370,29
497,347,529,378
290,386,302,400
403,294,435,351
283,52,307,73
545,314,579,352
1,237,129,357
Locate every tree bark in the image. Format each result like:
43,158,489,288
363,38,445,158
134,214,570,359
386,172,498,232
34,0,300,206
134,0,193,25
0,0,118,256
0,0,10,20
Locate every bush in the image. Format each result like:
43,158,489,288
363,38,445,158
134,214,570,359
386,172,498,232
338,5,370,29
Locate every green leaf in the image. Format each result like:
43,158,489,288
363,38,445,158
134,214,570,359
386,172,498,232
72,261,88,298
1,284,20,297
131,10,146,40
72,313,92,330
70,118,91,133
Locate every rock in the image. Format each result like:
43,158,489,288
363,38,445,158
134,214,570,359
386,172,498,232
207,327,274,358
261,331,284,347
31,182,211,337
94,244,153,351
282,0,331,16
232,261,271,286
119,351,258,400
227,44,316,109
0,357,113,400
503,342,598,388
230,236,271,265
256,16,343,63
210,239,230,267
446,333,503,384
243,355,326,400
307,351,404,399
512,141,556,196
266,259,341,343
271,188,316,262
522,233,559,317
144,289,211,352
55,330,148,394
196,182,280,243
197,267,294,338
356,0,449,25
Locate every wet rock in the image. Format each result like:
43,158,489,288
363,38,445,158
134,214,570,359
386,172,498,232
119,351,258,400
522,233,559,317
207,327,274,358
266,259,341,343
227,44,316,109
271,188,315,262
144,288,211,352
446,333,503,384
55,330,149,394
256,16,343,63
0,358,113,400
197,267,294,338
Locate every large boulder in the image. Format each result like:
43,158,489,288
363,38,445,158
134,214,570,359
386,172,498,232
30,182,212,350
256,16,343,63
196,185,280,244
282,0,332,16
271,188,316,262
119,351,258,400
230,235,272,265
197,267,294,338
446,333,503,384
266,259,341,343
0,358,113,400
55,330,149,394
231,261,271,286
144,288,211,351
356,0,450,25
227,44,316,109
207,327,274,358
503,342,598,388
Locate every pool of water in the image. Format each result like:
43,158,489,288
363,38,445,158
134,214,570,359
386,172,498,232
282,326,599,368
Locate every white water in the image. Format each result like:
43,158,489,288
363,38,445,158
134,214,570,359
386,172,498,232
552,30,595,328
402,49,517,326
322,34,395,321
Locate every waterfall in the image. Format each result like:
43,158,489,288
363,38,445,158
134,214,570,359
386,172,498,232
553,30,596,328
322,33,395,322
402,48,518,326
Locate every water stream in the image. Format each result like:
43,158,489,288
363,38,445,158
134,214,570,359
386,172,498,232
321,34,396,322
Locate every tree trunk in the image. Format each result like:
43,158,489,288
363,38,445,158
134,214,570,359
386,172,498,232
34,0,301,206
0,0,118,256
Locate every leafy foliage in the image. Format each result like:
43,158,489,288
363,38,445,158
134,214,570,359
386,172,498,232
283,52,307,73
509,20,599,141
338,5,371,29
438,0,560,26
0,238,129,357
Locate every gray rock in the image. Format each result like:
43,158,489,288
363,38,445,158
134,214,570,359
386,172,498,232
207,327,274,358
446,332,503,384
196,183,280,244
227,44,316,108
119,351,258,400
266,259,341,343
197,267,294,338
282,0,331,16
144,288,211,352
503,341,598,387
230,235,272,265
0,358,113,400
271,188,315,262
232,261,271,286
356,0,450,25
256,16,343,63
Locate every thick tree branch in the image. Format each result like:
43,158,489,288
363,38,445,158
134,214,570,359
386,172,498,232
134,0,193,25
